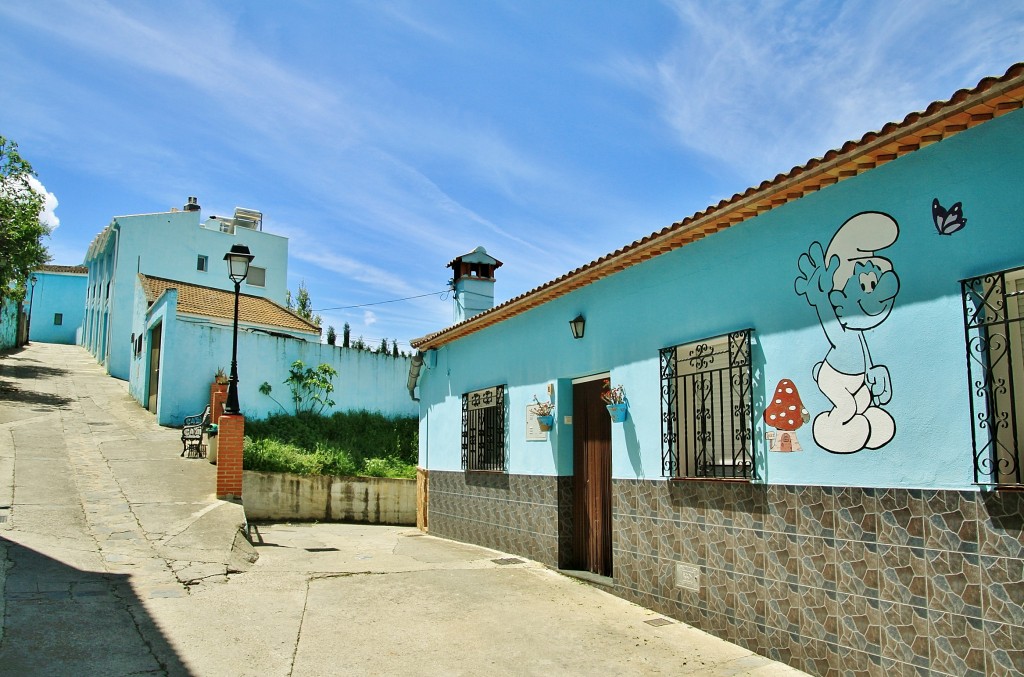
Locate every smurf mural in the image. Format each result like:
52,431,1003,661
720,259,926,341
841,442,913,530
794,212,900,454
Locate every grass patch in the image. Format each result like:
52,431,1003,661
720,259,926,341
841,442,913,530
242,410,418,479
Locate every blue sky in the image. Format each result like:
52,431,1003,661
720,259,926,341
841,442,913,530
2,1,1022,350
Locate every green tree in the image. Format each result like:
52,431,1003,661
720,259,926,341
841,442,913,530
326,325,337,345
293,281,322,327
0,136,50,305
391,340,399,358
342,322,350,348
378,337,389,354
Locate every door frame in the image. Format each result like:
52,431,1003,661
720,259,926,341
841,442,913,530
571,372,613,577
147,322,163,414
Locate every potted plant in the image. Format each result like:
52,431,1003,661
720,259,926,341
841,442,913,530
601,380,627,422
214,367,229,385
532,395,555,430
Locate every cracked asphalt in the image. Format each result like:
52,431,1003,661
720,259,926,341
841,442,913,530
0,344,807,676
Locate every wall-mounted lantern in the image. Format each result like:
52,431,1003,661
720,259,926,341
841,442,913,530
569,314,586,340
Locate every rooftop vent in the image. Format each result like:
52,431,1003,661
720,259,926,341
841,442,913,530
184,196,200,212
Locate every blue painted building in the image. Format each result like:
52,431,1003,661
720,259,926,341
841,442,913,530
411,65,1024,675
128,273,418,426
83,199,288,380
25,265,88,344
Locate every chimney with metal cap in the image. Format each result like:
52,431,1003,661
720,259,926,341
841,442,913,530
184,196,200,212
447,246,502,323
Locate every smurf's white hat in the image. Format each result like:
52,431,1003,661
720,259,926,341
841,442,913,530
825,212,899,290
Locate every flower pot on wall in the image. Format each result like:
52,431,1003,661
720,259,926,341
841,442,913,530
606,403,627,423
537,414,554,430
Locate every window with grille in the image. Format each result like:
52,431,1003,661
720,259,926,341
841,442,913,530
462,385,506,471
660,329,754,479
962,265,1024,486
246,266,266,287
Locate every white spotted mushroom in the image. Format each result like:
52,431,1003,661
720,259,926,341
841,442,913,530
763,379,808,431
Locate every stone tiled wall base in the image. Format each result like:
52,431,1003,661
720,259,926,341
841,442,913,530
611,481,1024,677
426,473,1024,676
427,471,572,568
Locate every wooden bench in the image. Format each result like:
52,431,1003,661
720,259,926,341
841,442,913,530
181,405,211,458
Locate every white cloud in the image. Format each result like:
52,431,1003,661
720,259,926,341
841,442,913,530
27,176,59,230
363,310,378,327
615,0,1024,184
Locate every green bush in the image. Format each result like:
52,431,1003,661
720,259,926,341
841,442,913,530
242,410,418,479
361,456,418,479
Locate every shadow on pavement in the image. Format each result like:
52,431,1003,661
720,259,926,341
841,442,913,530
0,357,72,408
0,536,192,676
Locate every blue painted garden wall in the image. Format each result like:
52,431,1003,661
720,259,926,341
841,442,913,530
0,298,19,351
418,108,1024,491
27,271,87,344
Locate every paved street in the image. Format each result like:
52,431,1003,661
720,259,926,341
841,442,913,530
0,343,807,676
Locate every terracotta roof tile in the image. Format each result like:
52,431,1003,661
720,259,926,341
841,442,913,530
38,265,88,275
412,62,1024,350
138,275,320,335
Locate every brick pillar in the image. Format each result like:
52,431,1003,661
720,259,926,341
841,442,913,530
216,413,244,500
210,383,228,422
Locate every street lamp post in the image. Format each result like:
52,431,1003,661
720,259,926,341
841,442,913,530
223,245,254,415
26,275,38,344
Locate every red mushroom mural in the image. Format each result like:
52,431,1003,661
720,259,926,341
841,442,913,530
763,379,810,452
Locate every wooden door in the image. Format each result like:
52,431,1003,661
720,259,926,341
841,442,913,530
147,324,162,414
572,378,612,576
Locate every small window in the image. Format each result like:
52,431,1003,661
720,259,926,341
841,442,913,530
197,255,208,272
246,266,266,287
462,385,507,471
53,313,63,326
963,265,1024,486
660,329,754,479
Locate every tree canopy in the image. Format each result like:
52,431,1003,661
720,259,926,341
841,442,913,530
0,136,50,304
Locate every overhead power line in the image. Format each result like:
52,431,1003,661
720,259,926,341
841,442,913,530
313,290,449,312
312,286,493,313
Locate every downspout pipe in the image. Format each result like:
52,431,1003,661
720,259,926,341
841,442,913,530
407,351,424,401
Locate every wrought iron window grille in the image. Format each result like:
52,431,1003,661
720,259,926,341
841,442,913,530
660,329,754,480
461,385,508,472
962,265,1024,486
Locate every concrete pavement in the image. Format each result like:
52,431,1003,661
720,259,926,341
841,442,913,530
0,343,808,676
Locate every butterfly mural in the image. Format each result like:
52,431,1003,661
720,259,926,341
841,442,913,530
932,198,967,235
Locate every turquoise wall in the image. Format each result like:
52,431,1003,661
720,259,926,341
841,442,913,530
0,298,19,350
85,209,289,380
129,298,417,426
418,108,1024,490
27,271,87,344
